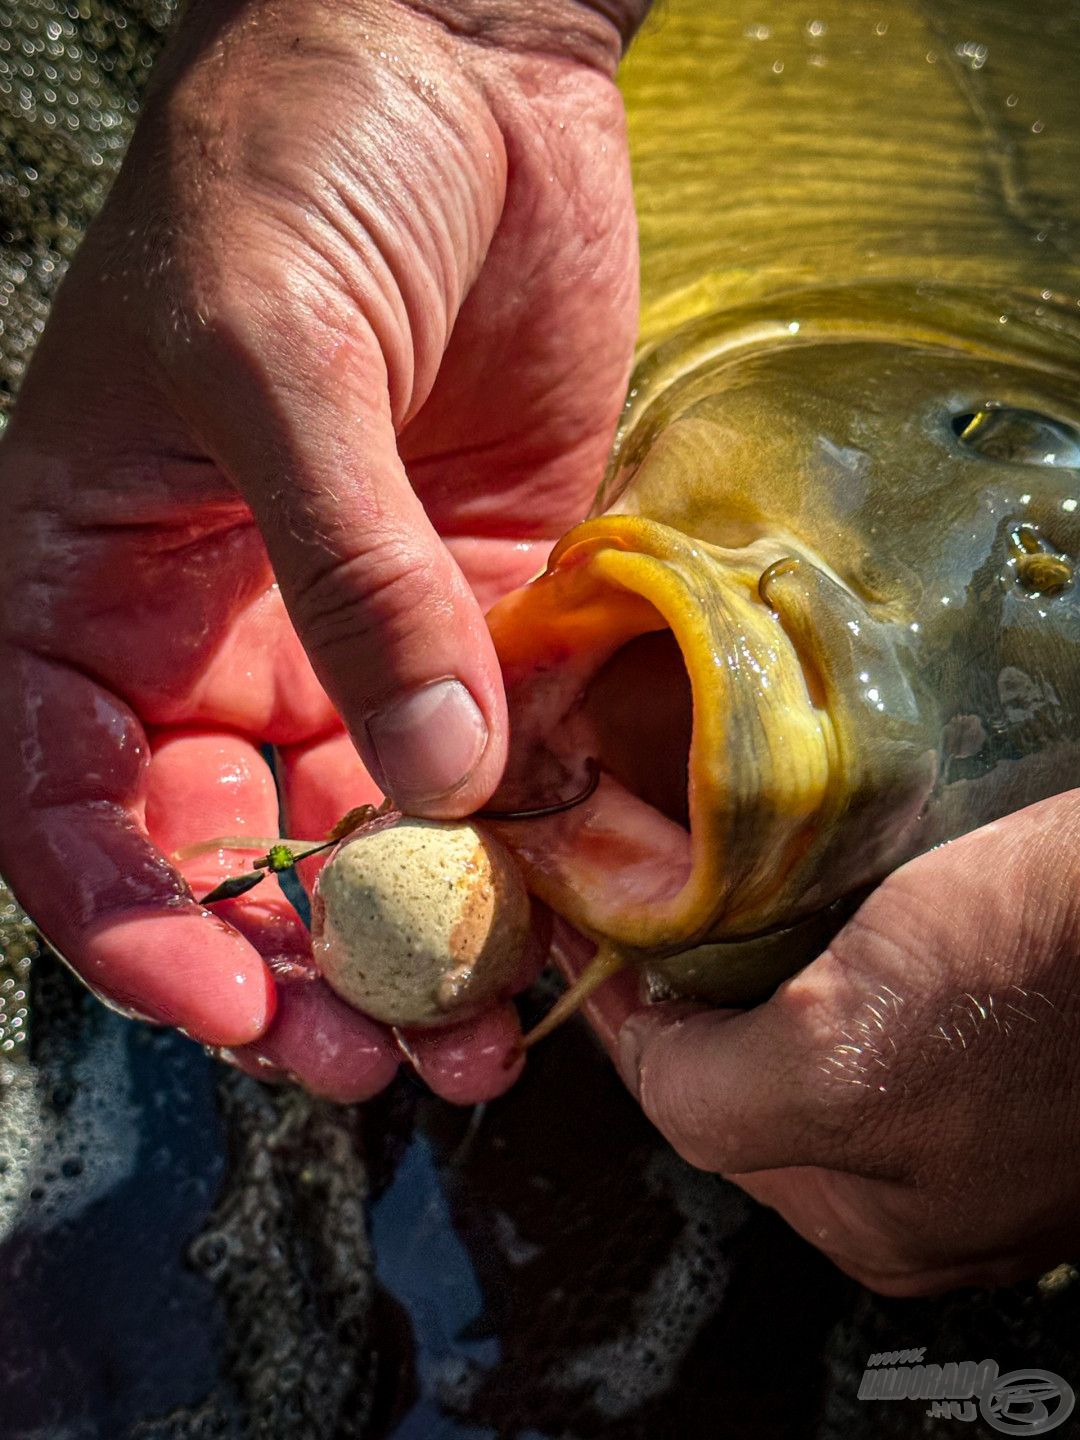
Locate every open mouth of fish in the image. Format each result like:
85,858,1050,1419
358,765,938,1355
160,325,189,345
477,302,1080,1005
484,514,842,973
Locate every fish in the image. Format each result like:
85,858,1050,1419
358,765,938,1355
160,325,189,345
482,0,1080,1006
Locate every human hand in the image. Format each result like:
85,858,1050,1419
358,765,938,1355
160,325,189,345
0,0,641,1100
573,792,1080,1294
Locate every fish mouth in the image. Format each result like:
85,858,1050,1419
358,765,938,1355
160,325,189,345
484,516,838,956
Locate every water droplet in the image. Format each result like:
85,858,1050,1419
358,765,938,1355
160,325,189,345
954,41,988,70
772,59,784,74
1006,92,1019,107
744,23,771,40
806,19,826,38
875,20,889,36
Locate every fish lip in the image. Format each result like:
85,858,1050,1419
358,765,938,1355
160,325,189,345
485,515,836,954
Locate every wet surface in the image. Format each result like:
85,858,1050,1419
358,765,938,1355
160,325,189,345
3,946,1080,1439
370,1010,849,1440
0,960,227,1437
0,945,855,1440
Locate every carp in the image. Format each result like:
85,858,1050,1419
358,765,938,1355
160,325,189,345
482,0,1080,1007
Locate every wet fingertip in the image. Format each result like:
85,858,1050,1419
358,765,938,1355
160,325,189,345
302,1056,401,1106
213,1045,289,1086
407,1002,524,1105
251,980,401,1104
82,910,279,1048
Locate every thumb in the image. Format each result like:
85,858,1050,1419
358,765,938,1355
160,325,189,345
180,309,507,816
131,0,515,815
561,904,867,1175
614,998,864,1175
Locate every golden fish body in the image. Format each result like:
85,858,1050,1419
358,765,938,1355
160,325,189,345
486,0,1080,1002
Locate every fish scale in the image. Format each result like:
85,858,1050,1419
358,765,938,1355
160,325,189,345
622,0,1080,342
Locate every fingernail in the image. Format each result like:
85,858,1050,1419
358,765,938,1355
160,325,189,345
617,1005,698,1100
366,678,487,808
617,1014,649,1099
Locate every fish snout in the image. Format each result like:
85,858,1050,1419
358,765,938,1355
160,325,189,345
483,516,887,971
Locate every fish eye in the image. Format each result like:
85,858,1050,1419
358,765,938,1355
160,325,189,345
951,407,1080,468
